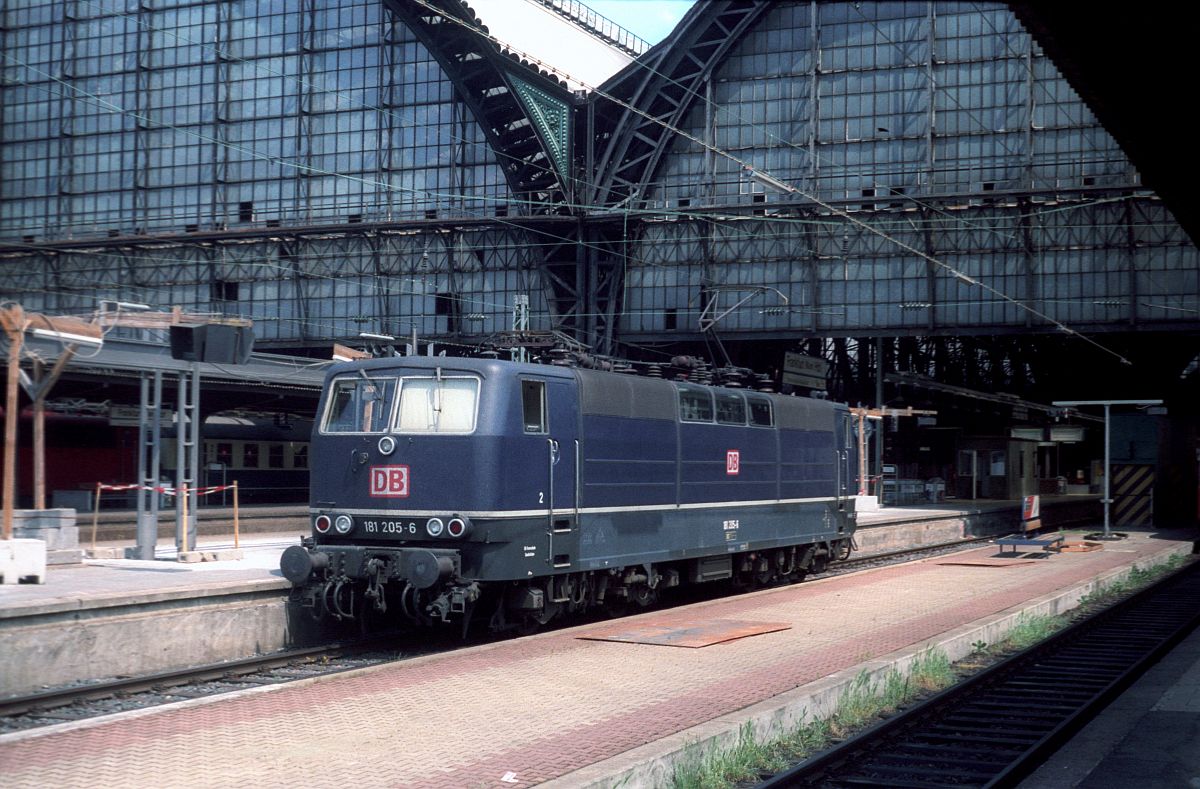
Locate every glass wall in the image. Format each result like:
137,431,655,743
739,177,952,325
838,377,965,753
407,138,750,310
0,0,513,240
624,1,1198,337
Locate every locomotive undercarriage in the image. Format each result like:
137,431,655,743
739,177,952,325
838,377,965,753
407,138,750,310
287,537,854,636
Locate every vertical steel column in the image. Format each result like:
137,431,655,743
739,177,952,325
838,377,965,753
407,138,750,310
211,0,233,229
135,371,163,559
874,337,884,485
132,2,151,232
174,367,200,552
188,367,200,549
1103,403,1111,536
295,0,317,222
55,0,78,236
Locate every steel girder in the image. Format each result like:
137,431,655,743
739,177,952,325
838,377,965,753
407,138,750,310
586,0,770,209
382,0,575,209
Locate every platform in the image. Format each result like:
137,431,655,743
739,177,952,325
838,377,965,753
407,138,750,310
0,526,1192,787
0,496,1101,696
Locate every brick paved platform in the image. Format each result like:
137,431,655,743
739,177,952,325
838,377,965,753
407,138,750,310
1,528,1192,788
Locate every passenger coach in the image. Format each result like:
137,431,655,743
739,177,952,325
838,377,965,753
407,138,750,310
281,356,857,631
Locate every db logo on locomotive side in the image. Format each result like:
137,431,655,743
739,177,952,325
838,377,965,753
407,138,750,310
726,450,740,475
370,465,410,497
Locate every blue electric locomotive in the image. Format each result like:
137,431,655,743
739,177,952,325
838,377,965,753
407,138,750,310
280,356,857,630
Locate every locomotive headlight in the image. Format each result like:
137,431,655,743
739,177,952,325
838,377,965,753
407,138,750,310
446,516,470,539
378,435,397,456
425,517,444,537
314,514,332,534
333,514,354,535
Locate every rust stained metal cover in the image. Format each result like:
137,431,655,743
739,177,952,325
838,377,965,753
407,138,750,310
936,558,1039,567
580,618,791,648
1061,541,1104,552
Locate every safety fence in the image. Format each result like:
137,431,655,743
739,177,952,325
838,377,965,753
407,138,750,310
89,480,242,554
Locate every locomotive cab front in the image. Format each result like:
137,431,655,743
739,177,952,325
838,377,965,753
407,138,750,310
281,357,580,625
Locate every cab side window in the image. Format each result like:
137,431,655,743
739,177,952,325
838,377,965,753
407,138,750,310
522,380,547,433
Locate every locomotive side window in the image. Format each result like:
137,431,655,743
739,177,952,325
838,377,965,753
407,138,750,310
521,380,547,433
747,395,774,427
323,377,397,433
677,384,714,422
396,377,479,433
715,392,747,425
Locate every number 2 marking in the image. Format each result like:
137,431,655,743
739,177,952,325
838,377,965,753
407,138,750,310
538,491,544,504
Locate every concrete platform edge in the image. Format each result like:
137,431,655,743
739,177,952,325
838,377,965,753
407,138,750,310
541,539,1197,789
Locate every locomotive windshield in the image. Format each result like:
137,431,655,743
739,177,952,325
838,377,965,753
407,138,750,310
395,377,479,433
323,376,397,433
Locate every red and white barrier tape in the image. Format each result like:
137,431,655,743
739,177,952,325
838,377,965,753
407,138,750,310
96,482,235,496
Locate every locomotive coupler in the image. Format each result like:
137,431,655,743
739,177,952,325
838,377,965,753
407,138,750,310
364,557,388,614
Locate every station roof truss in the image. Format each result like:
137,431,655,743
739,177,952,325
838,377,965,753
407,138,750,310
384,0,584,209
587,1,771,210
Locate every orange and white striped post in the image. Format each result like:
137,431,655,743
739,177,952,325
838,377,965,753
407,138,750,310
232,481,240,549
90,481,103,551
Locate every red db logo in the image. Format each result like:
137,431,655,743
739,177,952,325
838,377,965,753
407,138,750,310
726,450,740,475
370,465,410,497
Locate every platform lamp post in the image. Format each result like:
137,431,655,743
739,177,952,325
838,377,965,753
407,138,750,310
1052,399,1163,538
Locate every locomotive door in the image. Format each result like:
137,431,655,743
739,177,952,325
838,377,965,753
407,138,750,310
836,412,855,508
523,377,579,569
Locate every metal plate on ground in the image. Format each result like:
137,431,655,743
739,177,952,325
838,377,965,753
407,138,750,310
1061,541,1104,552
580,618,791,648
936,558,1040,567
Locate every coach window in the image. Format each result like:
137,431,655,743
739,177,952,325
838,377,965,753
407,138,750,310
243,442,260,469
521,380,547,433
747,395,773,427
268,443,285,469
677,384,714,422
292,444,308,469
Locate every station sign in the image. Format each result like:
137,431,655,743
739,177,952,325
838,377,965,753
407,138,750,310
109,405,175,426
782,352,828,390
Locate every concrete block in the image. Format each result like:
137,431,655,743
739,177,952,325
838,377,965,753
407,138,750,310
0,538,48,584
854,495,880,513
211,549,245,561
13,508,80,553
87,546,125,559
177,550,204,563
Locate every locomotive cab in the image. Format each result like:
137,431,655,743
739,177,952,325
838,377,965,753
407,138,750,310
281,357,581,625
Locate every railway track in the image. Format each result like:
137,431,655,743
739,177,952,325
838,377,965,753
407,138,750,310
758,556,1200,788
0,637,431,735
0,535,1001,736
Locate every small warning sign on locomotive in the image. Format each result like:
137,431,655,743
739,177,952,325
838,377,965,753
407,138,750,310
726,450,740,475
370,465,410,497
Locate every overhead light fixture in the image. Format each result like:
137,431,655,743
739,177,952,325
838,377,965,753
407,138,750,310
899,302,932,310
741,166,797,194
29,327,104,348
953,272,979,287
100,299,151,311
358,332,395,342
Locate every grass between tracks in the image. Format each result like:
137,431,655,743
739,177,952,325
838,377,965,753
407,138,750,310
671,549,1192,789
